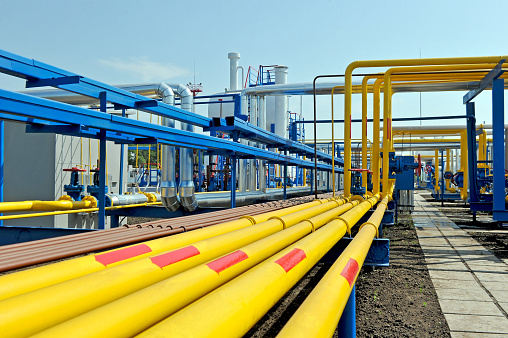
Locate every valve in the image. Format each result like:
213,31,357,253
63,167,86,201
87,167,109,199
444,171,453,180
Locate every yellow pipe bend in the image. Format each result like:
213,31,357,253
344,55,508,197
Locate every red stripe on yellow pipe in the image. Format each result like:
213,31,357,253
275,248,306,273
339,258,359,287
94,244,152,266
150,246,200,268
207,251,249,274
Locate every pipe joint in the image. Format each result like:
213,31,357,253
359,221,379,238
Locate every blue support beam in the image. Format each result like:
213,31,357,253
98,92,107,230
492,78,507,221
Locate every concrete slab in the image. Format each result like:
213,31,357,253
444,314,508,334
435,287,492,302
451,332,508,338
431,279,480,290
482,281,508,291
488,289,508,303
439,299,504,316
475,272,508,283
428,270,477,282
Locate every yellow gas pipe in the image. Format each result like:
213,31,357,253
344,55,508,197
277,195,391,338
0,197,96,213
0,199,325,301
137,196,379,338
34,200,358,338
0,199,345,336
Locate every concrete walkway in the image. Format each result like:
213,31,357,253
413,192,508,337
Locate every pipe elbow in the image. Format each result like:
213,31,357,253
161,182,180,211
179,181,198,212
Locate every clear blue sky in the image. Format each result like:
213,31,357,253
0,0,505,141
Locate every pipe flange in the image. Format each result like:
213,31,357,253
58,195,73,202
240,215,257,225
82,195,97,208
268,216,287,229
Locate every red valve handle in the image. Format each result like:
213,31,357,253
63,167,86,172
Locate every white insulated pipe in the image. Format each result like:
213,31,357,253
228,52,240,91
274,66,288,138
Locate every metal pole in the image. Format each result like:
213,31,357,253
98,92,107,230
441,150,445,207
119,109,125,195
198,150,203,192
492,78,505,213
230,155,236,208
466,102,479,204
283,150,287,200
337,285,356,337
0,121,3,226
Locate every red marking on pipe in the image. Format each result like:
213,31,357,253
275,248,306,273
95,244,152,266
340,258,359,287
150,246,200,268
207,250,248,274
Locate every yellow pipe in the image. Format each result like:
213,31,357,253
0,200,343,336
393,138,462,143
382,64,502,195
372,79,382,195
80,137,84,184
344,55,507,197
277,196,390,338
137,196,378,337
34,201,358,338
0,197,96,213
361,76,370,189
0,199,324,301
446,149,452,192
460,130,468,200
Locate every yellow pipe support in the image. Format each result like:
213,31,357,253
460,130,468,200
137,197,378,338
0,199,344,336
0,199,324,302
34,201,359,338
277,196,390,338
344,55,508,197
372,79,382,195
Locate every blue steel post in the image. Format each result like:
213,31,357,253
198,150,203,192
98,92,107,230
119,109,125,195
466,102,480,204
0,121,3,226
230,155,236,208
283,150,288,200
337,285,356,337
492,78,505,215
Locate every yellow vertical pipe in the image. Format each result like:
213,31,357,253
460,130,468,200
80,137,84,184
88,138,92,185
361,76,369,189
372,79,383,195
